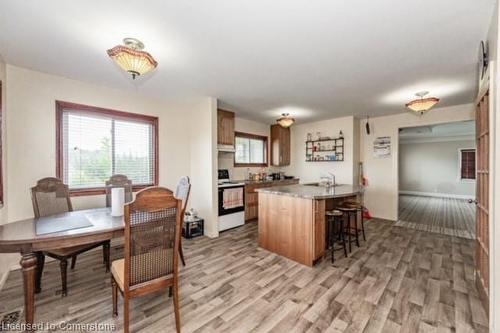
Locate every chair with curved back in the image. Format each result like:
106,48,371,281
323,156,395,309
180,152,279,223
31,177,111,296
174,176,191,266
105,174,133,207
111,187,183,333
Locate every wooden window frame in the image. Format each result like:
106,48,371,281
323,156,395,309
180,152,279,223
234,131,268,167
459,147,476,181
56,101,159,196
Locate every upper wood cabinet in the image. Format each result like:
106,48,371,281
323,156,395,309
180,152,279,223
217,109,235,146
270,124,291,166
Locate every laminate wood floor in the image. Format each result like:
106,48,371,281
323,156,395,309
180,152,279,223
0,219,488,332
397,195,476,239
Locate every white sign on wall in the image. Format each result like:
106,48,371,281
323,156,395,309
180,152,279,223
373,136,391,158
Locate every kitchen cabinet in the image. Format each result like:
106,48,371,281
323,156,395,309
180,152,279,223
217,109,235,146
270,125,291,166
245,179,299,221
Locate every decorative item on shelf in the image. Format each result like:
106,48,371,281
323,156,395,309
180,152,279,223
339,130,344,138
305,133,344,162
316,132,321,140
185,208,198,221
405,91,440,115
107,38,158,79
307,133,312,141
276,113,295,127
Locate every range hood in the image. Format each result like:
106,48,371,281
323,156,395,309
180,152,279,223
217,144,236,153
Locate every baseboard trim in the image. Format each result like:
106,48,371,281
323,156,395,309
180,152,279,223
0,270,9,291
399,191,474,200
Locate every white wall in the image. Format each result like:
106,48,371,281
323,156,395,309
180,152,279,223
399,140,476,198
0,65,216,281
4,65,212,222
282,116,358,184
360,104,475,221
0,57,17,287
190,98,218,238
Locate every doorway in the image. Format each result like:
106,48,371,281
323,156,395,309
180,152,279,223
396,121,477,239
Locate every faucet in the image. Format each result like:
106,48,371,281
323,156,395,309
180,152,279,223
320,172,336,188
328,172,336,186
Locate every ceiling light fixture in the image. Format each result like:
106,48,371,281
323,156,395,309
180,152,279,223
107,38,158,79
405,91,440,115
276,113,295,128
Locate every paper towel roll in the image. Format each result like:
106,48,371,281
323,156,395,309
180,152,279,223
111,187,125,217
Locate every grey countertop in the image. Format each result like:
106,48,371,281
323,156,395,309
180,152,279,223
256,184,361,199
235,178,300,185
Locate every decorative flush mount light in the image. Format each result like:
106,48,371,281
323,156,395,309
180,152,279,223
405,91,440,115
107,38,158,79
276,113,295,128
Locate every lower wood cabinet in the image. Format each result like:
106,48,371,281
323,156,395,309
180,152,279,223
245,179,299,221
245,192,258,221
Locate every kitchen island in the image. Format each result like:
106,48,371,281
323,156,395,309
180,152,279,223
256,184,361,266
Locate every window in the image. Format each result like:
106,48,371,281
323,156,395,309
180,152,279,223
234,132,268,167
460,148,476,180
56,101,158,195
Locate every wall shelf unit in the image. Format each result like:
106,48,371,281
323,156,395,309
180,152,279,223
305,137,344,162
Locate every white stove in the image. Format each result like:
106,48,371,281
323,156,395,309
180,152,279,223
217,169,245,231
218,180,246,188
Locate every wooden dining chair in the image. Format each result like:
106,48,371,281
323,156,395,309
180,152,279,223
174,176,191,266
105,174,133,207
31,177,111,296
111,187,183,333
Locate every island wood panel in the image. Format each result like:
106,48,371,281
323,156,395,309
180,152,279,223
245,179,299,221
258,192,314,266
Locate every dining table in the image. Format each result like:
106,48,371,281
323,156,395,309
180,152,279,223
0,208,124,329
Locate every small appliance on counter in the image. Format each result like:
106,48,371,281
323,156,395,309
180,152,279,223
218,169,245,231
269,172,285,180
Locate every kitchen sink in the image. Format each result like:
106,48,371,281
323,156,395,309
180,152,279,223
303,182,341,187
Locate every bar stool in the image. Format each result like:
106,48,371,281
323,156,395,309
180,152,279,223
344,200,366,242
325,209,347,263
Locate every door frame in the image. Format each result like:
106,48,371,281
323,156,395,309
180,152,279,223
481,59,498,328
395,119,477,221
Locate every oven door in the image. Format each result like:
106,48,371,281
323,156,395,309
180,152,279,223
218,185,245,216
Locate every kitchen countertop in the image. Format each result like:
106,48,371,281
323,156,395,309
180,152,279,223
256,184,361,199
235,178,300,185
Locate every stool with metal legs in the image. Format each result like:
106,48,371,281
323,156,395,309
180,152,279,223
343,200,366,241
325,209,347,263
338,206,361,253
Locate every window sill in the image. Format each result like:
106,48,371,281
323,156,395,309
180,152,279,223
69,184,154,197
